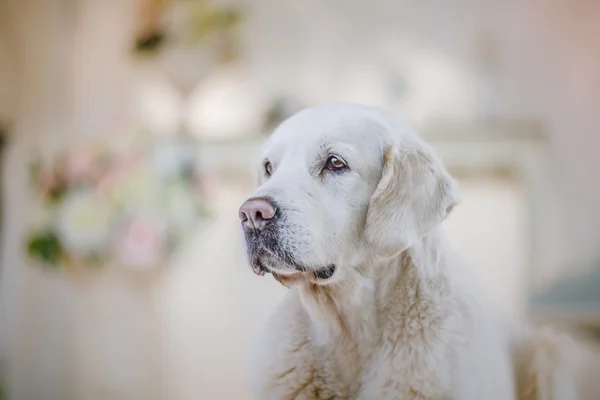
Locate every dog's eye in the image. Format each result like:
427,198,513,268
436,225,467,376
264,161,273,176
325,155,347,171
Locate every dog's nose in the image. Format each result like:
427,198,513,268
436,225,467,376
239,197,276,231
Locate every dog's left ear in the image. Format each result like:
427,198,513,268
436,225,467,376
365,139,459,256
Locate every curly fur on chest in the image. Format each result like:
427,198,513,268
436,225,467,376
252,247,472,400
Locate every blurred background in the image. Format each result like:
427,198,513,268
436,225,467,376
0,0,599,398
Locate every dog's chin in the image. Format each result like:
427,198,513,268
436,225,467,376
250,255,336,285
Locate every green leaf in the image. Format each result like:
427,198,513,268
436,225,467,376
26,232,63,267
134,32,166,54
46,182,67,203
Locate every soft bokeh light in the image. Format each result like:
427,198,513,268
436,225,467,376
1,0,600,399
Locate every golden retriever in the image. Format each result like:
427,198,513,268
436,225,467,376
239,104,577,399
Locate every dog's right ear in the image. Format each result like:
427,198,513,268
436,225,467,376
364,140,459,257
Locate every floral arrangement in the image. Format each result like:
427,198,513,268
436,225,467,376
25,135,209,272
134,0,244,61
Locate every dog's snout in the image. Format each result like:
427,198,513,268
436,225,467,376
239,197,276,231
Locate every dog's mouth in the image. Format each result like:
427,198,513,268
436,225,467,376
251,257,269,276
245,226,336,283
251,256,336,282
313,264,337,280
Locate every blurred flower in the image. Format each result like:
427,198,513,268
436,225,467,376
56,190,113,257
117,216,164,269
95,170,119,197
36,167,62,199
64,149,99,183
26,133,210,272
133,0,166,54
95,151,143,198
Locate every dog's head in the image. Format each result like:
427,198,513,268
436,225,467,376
239,104,459,284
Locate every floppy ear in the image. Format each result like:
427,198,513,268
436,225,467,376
365,141,459,256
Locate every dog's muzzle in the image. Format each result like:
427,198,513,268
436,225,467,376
239,197,337,281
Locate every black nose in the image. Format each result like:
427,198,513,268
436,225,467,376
239,197,276,231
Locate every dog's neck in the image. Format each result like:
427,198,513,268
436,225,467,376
296,227,454,353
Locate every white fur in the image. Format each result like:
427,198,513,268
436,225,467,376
243,104,577,399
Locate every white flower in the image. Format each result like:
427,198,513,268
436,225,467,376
56,190,113,256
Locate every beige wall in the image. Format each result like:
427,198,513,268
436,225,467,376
2,0,598,285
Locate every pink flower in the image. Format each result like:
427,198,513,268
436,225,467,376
117,217,163,269
64,149,99,183
95,170,119,196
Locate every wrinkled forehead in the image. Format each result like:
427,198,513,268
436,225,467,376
262,107,387,167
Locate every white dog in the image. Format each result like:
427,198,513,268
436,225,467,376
239,104,576,399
